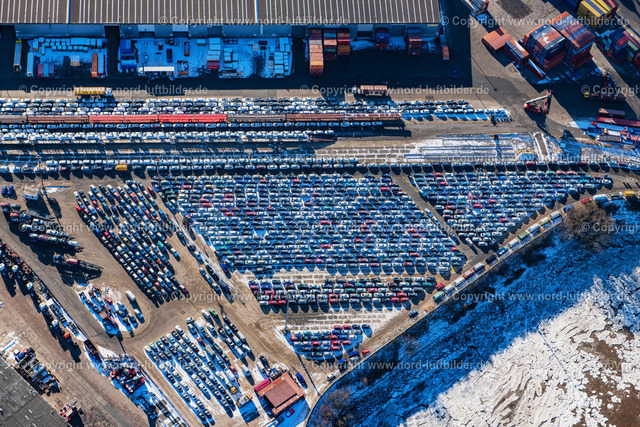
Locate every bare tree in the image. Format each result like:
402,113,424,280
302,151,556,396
561,201,614,251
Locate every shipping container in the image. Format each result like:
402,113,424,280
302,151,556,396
97,53,105,76
597,108,625,118
26,52,34,77
91,53,98,78
482,28,512,53
13,40,22,72
74,87,112,96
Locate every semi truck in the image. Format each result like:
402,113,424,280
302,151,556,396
53,255,102,273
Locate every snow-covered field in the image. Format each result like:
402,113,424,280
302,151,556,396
309,203,640,427
406,133,537,162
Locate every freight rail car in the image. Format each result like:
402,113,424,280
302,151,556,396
0,112,403,126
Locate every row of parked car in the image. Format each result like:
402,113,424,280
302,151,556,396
0,155,360,176
145,312,255,421
287,325,371,359
410,170,600,247
0,129,328,145
248,277,437,309
75,180,188,301
157,173,463,275
4,155,638,179
0,96,491,117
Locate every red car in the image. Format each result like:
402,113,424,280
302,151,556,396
362,348,370,356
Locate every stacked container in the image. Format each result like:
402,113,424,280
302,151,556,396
406,28,423,55
323,29,337,60
309,29,324,76
523,24,566,72
119,40,134,57
482,27,513,54
505,40,530,65
551,12,595,69
577,0,618,28
207,38,221,70
375,28,390,48
337,29,351,56
598,29,631,63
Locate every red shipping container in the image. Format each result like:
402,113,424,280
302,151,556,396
122,115,158,123
91,53,98,78
633,53,640,71
89,115,125,124
191,114,227,123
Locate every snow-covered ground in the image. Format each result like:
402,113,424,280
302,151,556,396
407,133,537,162
309,202,640,427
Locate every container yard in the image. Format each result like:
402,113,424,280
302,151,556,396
0,0,639,426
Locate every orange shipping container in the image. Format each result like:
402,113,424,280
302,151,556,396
91,53,98,78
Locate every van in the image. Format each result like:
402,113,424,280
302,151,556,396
433,291,446,302
473,263,485,273
242,366,252,379
327,373,336,381
126,290,136,302
528,224,541,235
256,361,265,372
444,284,455,295
508,238,520,249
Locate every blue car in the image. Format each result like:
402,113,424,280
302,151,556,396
296,372,307,387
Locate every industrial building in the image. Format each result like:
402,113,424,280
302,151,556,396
22,185,41,201
255,372,305,417
0,0,441,40
0,356,66,427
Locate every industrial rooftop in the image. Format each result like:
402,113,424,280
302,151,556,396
1,0,440,25
0,357,66,427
